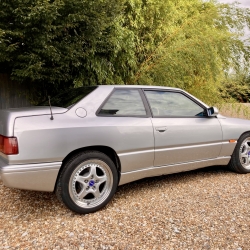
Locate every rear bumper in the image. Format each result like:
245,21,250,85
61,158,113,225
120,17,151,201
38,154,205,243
0,157,6,181
0,159,62,192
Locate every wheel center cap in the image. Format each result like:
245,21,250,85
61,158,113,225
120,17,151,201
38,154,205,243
89,180,95,187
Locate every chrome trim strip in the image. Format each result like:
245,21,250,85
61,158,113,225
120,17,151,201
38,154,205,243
222,141,237,144
119,157,231,186
118,142,224,156
1,162,61,173
118,149,154,156
154,142,223,153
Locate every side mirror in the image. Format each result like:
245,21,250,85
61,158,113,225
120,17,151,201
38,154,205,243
207,107,219,117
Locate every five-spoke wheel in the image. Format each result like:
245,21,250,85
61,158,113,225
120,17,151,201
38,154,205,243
239,137,250,169
56,151,118,214
229,133,250,173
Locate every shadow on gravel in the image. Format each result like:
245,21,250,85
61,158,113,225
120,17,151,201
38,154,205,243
1,165,235,215
114,165,235,200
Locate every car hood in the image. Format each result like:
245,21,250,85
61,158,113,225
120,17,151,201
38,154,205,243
0,106,67,136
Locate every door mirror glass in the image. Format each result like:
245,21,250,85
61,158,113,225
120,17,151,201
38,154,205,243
207,107,219,117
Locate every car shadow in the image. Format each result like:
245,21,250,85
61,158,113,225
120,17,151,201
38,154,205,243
0,165,234,216
115,165,232,196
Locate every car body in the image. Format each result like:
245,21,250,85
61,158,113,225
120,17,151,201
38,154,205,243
1,85,250,213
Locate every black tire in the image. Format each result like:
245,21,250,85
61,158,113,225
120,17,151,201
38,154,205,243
229,132,250,174
56,151,118,214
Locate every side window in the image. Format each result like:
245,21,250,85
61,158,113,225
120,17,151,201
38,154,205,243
98,89,147,116
144,91,205,117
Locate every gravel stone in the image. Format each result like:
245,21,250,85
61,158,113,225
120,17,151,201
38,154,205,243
21,232,28,237
1,167,250,249
173,227,180,234
68,232,74,237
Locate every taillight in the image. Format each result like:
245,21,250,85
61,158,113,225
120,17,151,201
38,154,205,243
0,135,19,155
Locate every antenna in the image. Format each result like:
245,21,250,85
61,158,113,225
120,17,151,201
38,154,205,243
48,96,54,120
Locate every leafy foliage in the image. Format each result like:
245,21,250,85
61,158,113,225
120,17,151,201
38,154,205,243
0,0,249,105
124,0,250,104
222,71,250,102
0,0,134,89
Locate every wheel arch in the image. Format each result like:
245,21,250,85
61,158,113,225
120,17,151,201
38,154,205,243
228,130,250,174
239,130,250,139
53,145,121,192
232,130,250,154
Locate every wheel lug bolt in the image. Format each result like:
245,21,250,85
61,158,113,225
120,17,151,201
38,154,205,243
84,180,88,183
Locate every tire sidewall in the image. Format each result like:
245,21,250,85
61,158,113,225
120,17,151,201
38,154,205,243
232,132,250,174
60,151,118,214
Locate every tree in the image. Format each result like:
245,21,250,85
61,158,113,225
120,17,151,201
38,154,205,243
123,0,250,104
0,0,134,92
0,0,249,105
222,70,250,102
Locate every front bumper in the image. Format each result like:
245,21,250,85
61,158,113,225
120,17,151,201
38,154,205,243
0,158,62,192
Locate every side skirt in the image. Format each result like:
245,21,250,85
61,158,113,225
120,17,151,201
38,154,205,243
119,157,231,185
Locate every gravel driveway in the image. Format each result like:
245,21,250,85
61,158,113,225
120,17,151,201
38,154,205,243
1,166,250,249
1,107,250,249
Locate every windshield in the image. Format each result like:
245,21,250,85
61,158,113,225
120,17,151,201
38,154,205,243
38,86,98,108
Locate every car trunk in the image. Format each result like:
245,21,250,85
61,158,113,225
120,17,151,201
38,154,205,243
0,106,67,137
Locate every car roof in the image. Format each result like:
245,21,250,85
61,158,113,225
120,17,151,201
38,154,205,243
97,85,181,91
96,85,209,108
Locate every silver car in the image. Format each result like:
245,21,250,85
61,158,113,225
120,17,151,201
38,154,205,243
0,85,250,214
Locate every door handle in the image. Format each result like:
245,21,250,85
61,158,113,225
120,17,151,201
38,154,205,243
155,126,167,132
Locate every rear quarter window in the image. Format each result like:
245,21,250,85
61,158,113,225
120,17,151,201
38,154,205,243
98,89,147,116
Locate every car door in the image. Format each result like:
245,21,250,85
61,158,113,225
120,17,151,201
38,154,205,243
96,88,155,173
143,89,223,167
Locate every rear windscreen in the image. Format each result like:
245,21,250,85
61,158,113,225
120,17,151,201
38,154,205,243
38,86,98,108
